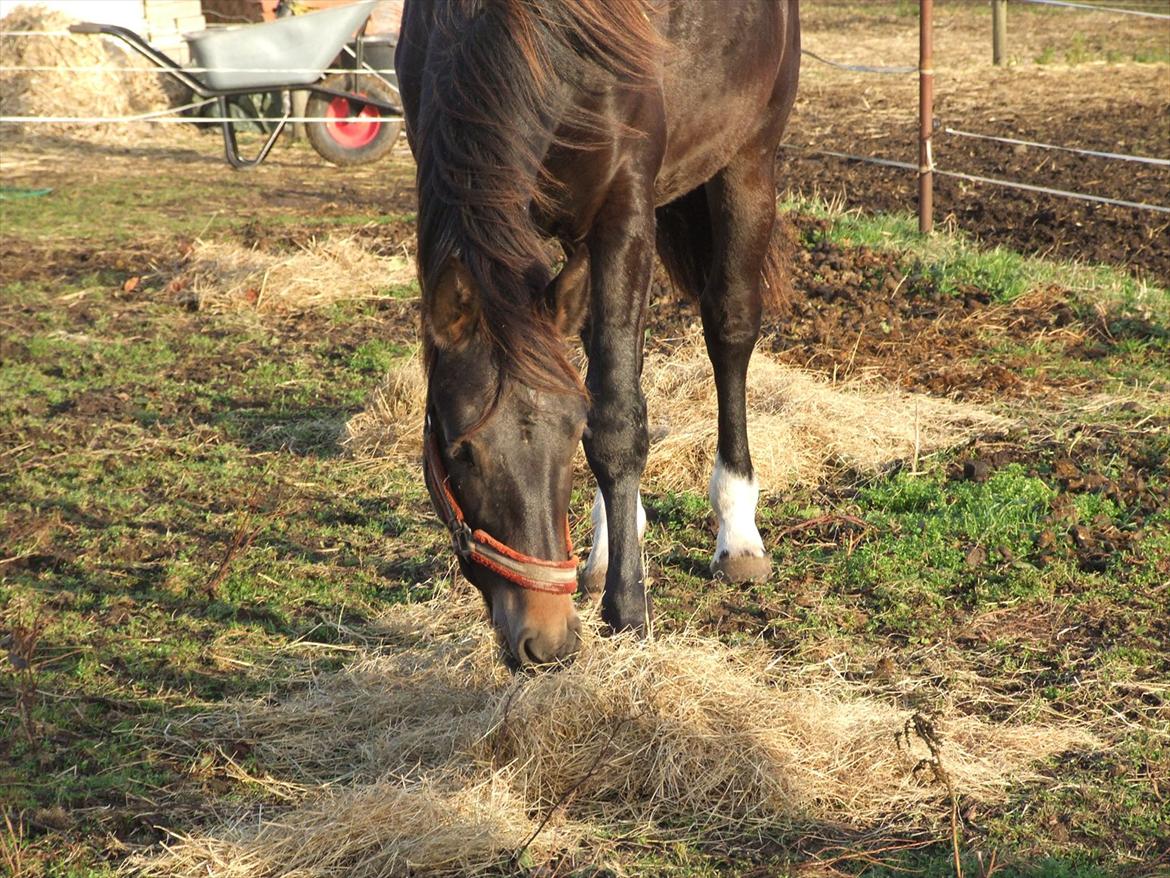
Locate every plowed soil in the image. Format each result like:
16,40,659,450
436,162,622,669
787,5,1170,284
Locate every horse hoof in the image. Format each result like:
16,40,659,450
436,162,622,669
711,552,772,583
578,567,606,603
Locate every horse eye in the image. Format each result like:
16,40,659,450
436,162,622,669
449,440,475,467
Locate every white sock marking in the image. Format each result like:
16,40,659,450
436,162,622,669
709,455,765,561
582,488,646,578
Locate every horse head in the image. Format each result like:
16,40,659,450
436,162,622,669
422,253,591,668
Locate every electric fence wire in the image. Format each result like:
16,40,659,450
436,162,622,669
800,48,917,75
1013,0,1170,19
778,144,1170,214
943,127,1170,167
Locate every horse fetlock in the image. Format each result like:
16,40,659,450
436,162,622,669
708,455,770,581
578,566,607,602
580,488,646,602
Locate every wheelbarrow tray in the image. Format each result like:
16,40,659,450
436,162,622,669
186,0,377,91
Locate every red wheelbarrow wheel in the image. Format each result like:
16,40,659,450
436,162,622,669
306,74,401,166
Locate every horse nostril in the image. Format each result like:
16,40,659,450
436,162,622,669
516,632,543,667
515,626,579,667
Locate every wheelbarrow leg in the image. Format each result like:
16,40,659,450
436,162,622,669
218,95,292,170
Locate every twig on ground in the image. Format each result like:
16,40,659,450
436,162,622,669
510,715,635,870
3,608,46,751
899,712,964,878
202,478,277,598
776,513,869,539
0,810,25,878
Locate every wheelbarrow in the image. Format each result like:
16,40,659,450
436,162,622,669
69,0,402,169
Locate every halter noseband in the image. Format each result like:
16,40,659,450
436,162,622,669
423,416,579,594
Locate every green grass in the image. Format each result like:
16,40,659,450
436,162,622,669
0,181,414,242
0,277,438,875
843,467,1058,629
1036,35,1170,66
785,198,1169,310
2,162,1167,876
0,138,416,246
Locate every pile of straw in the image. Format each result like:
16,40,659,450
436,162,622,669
344,335,1007,490
139,594,1096,877
342,348,426,461
640,338,1008,491
0,6,172,135
171,236,415,312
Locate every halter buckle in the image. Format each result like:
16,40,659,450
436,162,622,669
449,520,474,558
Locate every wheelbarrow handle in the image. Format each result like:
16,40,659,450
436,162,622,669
67,21,212,96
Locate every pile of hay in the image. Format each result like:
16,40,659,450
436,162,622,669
640,338,1008,491
0,6,172,135
138,594,1096,877
343,348,426,461
344,335,1007,490
170,237,415,312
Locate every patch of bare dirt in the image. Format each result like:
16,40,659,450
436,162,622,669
788,7,1170,283
646,214,1133,403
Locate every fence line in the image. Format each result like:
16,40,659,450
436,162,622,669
800,49,917,75
780,145,919,172
0,65,396,76
943,127,1170,166
935,167,1170,214
5,15,1166,222
777,144,1170,214
1013,0,1170,19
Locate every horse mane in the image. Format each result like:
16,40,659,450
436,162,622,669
415,0,661,397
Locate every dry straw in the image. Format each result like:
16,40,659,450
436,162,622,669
0,6,172,135
137,594,1097,877
344,334,1007,490
640,338,1007,491
343,347,426,463
172,236,415,313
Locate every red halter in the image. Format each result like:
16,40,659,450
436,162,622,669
423,417,579,594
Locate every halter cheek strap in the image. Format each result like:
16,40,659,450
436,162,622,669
423,418,579,595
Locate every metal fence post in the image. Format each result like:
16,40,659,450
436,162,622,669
919,0,934,234
993,0,1008,65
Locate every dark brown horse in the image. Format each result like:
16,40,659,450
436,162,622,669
396,0,800,668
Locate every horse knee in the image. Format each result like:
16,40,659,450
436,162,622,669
584,405,649,487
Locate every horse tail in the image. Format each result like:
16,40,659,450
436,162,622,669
760,212,797,315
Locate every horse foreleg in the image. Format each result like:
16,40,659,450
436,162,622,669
582,173,657,634
580,488,647,600
700,147,776,583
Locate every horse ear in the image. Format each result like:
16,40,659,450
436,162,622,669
426,258,479,348
545,244,590,336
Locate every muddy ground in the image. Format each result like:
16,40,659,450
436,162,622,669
787,2,1170,283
